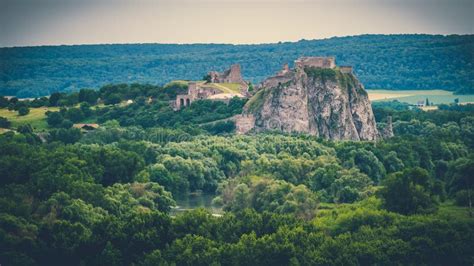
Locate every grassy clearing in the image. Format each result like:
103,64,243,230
217,83,242,94
164,80,189,88
437,201,473,222
317,199,473,222
245,88,267,113
164,80,243,96
0,107,59,131
209,83,242,94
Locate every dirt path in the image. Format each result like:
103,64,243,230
198,116,236,126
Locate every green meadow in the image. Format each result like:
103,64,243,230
0,107,59,130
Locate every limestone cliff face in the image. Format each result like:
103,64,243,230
244,67,378,140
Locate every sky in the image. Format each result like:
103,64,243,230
0,0,473,47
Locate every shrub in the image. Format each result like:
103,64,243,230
0,117,11,128
18,107,30,116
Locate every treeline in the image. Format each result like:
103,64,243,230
1,34,473,97
0,82,187,110
0,83,246,135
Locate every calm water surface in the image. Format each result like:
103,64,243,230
170,193,224,217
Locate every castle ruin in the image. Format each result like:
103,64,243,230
174,82,221,110
257,57,356,91
173,64,248,110
239,56,361,135
258,63,294,90
340,66,353,74
294,56,336,69
208,64,244,83
277,63,291,76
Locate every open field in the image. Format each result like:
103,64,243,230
0,107,59,130
368,91,412,101
367,89,474,105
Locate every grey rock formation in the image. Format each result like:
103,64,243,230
378,116,394,139
244,62,378,140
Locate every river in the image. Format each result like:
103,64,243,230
170,193,224,217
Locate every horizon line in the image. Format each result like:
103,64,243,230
1,33,472,49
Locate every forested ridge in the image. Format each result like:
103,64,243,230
0,83,473,265
1,34,473,97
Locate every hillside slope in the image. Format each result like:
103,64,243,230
1,34,473,97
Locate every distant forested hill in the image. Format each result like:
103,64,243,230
1,34,473,97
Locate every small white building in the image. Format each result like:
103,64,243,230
416,100,425,107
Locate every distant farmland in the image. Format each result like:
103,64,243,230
367,90,474,105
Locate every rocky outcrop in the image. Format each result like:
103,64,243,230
243,62,378,140
378,116,394,139
234,114,256,134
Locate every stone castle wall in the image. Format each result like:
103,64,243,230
295,57,336,69
174,82,223,110
258,57,355,91
187,82,198,99
226,64,243,83
175,94,192,109
277,63,290,76
340,66,353,74
209,64,244,83
259,75,292,90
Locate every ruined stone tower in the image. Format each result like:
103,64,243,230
188,82,198,99
277,63,290,76
208,64,244,83
226,64,243,83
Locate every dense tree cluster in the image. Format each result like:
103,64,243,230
0,91,473,264
39,83,246,135
0,82,187,112
1,34,473,97
0,116,10,128
95,97,246,130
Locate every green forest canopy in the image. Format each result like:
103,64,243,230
1,34,473,97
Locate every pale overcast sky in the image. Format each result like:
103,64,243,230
0,0,472,47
